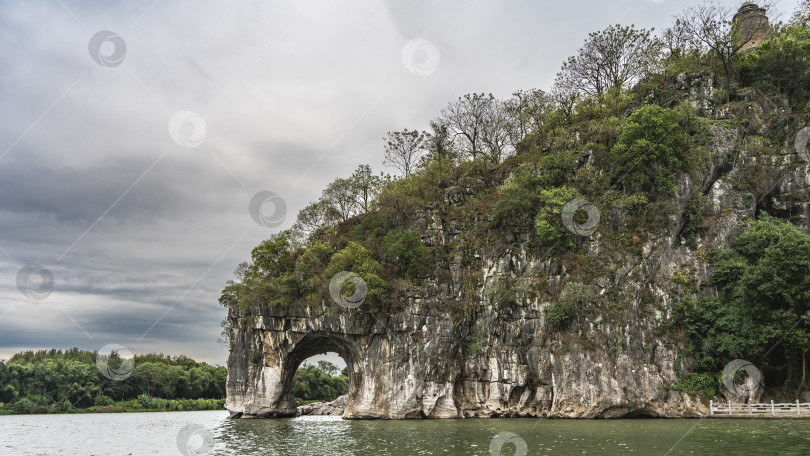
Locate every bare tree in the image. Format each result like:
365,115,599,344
550,83,579,124
555,24,663,97
419,119,458,167
292,165,383,240
481,99,512,164
316,360,339,376
792,0,809,26
505,88,553,148
383,129,427,178
440,93,494,162
662,22,692,62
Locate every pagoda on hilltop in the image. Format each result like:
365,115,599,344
733,2,771,52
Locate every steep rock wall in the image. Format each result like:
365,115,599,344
224,240,707,419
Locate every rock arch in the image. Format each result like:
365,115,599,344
224,301,466,419
224,314,366,418
276,333,361,415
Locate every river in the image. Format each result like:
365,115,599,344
1,411,808,455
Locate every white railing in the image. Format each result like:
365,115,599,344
710,400,810,417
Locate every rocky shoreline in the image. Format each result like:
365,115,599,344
297,395,347,417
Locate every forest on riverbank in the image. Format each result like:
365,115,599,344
0,348,226,414
292,361,349,406
0,348,347,414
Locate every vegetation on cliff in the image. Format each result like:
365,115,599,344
222,1,810,401
677,216,810,398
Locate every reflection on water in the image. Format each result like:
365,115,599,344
1,411,809,455
219,415,486,455
218,415,810,456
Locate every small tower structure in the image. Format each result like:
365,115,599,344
733,2,771,52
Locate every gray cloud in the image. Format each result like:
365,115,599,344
0,0,798,364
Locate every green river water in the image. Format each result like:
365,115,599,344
1,411,808,455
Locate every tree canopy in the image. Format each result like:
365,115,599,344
679,216,810,393
610,105,687,197
292,361,348,402
0,348,226,414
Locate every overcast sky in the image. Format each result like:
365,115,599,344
0,0,800,366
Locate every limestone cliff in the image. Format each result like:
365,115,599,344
224,73,810,419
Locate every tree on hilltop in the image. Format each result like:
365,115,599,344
440,93,511,164
383,129,427,178
554,24,662,97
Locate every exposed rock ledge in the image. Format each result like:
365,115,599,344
297,395,347,416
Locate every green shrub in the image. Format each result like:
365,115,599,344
57,400,74,413
491,152,579,234
670,372,719,398
610,105,687,198
536,150,579,188
94,395,114,407
377,160,452,226
741,24,810,108
545,301,573,328
137,394,151,408
545,282,594,328
490,174,544,233
324,242,387,304
574,87,636,122
381,230,431,278
680,194,707,249
533,186,585,249
464,329,488,357
10,398,40,414
220,231,304,311
296,239,334,298
351,211,394,242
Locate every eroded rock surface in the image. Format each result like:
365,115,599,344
297,395,348,416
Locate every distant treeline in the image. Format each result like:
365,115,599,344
292,361,348,405
0,348,226,414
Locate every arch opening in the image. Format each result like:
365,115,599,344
292,352,348,405
277,333,361,416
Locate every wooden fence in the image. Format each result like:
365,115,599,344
710,400,810,417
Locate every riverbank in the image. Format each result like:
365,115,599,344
0,397,225,415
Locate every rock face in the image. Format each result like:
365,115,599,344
225,81,810,420
675,72,714,115
297,395,347,416
224,250,708,419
